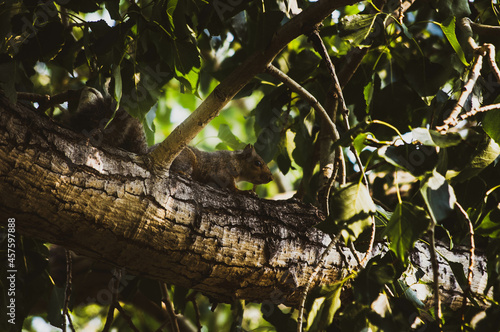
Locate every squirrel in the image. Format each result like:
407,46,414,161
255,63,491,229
67,87,273,190
65,87,148,155
169,144,273,191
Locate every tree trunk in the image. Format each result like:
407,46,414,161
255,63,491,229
0,95,490,309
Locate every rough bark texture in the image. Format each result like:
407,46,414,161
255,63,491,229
0,96,490,308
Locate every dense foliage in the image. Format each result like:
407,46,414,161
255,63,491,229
1,0,500,331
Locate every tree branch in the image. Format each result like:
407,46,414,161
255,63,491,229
0,95,491,310
436,50,485,132
148,0,358,173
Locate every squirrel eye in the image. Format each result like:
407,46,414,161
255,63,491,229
254,160,262,167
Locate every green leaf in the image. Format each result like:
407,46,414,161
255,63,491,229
436,17,469,67
217,124,245,150
436,0,471,19
353,133,370,155
174,39,201,75
483,108,500,146
105,0,121,21
411,128,462,147
306,283,342,331
113,64,122,103
166,0,179,28
173,286,190,314
452,136,500,182
261,303,296,332
420,171,456,223
353,255,396,304
378,144,438,177
331,119,370,151
363,81,374,114
47,286,65,327
277,149,292,175
316,183,376,243
448,261,469,292
476,207,500,238
144,106,157,146
340,14,380,47
383,202,430,263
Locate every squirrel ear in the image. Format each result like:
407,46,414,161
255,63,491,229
242,144,253,156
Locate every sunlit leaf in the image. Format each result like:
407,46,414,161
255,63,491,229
437,17,469,66
340,14,380,47
412,128,462,147
166,0,178,28
261,303,296,331
420,171,456,223
306,283,342,331
217,124,245,150
452,136,500,182
483,108,500,146
316,183,376,243
113,64,122,103
476,207,500,238
363,80,374,114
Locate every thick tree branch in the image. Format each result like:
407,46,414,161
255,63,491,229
148,0,358,173
0,96,491,310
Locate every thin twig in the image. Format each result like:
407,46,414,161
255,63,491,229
485,44,500,82
456,202,475,329
160,283,180,332
428,222,442,329
115,302,141,332
318,92,339,213
338,0,416,88
470,21,500,36
455,103,500,122
436,42,500,132
349,242,362,267
190,298,202,332
308,27,374,268
323,152,341,215
360,216,376,266
308,29,369,188
102,269,122,332
475,103,500,113
297,233,342,332
62,249,72,332
436,51,485,132
265,64,340,142
65,312,76,332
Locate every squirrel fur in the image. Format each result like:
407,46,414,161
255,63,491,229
69,87,273,190
170,144,273,191
68,87,148,155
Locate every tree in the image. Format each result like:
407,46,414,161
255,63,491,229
1,0,500,331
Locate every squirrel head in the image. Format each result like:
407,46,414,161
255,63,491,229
236,144,273,185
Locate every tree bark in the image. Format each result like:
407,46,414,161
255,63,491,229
0,96,490,309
